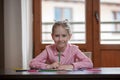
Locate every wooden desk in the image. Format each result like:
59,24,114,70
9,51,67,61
0,67,120,80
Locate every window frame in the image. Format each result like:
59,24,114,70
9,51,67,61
33,0,93,57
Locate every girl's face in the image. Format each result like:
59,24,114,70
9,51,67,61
52,26,71,51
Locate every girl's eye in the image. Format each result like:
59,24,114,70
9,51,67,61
62,35,67,37
54,34,67,37
55,35,59,37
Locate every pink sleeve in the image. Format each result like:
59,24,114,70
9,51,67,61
29,49,48,69
72,47,93,70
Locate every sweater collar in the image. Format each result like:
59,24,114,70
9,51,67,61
53,43,70,56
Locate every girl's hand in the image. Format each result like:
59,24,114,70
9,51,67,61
46,62,60,69
57,64,73,70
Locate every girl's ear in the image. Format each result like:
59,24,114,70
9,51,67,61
51,33,54,39
69,34,72,40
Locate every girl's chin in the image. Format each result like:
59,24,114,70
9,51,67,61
57,44,66,48
58,45,64,48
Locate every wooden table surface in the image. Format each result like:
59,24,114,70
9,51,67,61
0,67,120,80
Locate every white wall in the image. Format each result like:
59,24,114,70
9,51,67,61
21,0,33,69
4,0,32,70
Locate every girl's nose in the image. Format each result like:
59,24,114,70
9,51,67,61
59,36,63,41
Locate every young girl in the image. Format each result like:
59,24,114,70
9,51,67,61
29,20,93,70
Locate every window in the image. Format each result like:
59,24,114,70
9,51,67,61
113,11,120,31
42,0,86,44
100,0,120,44
55,7,72,21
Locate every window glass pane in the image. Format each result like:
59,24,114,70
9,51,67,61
64,8,72,21
100,0,120,44
55,8,61,21
42,0,86,44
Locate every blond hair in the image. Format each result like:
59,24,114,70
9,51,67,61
52,19,72,34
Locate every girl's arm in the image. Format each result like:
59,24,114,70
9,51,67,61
29,49,48,69
72,49,93,70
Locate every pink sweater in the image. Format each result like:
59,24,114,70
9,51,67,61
29,44,93,70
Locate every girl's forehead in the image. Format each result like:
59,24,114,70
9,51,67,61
55,26,65,30
54,26,67,33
